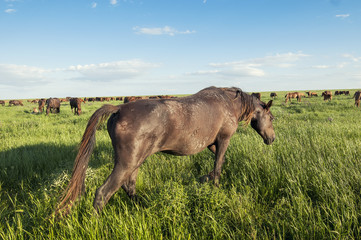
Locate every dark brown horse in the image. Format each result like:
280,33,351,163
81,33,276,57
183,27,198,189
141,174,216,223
270,92,277,98
56,87,275,216
354,91,361,107
46,98,60,115
322,91,332,101
8,100,23,106
38,99,46,113
124,96,143,103
70,98,82,115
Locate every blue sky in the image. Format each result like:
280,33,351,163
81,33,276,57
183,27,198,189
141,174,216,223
1,0,361,99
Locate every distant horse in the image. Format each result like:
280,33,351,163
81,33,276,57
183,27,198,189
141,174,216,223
285,92,301,103
8,100,23,106
0,100,5,106
46,98,60,115
123,96,143,103
322,91,332,101
354,91,361,107
38,99,46,113
70,98,82,115
270,92,277,98
335,90,349,96
56,86,275,216
306,91,318,97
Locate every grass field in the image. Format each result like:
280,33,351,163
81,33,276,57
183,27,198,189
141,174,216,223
1,90,361,239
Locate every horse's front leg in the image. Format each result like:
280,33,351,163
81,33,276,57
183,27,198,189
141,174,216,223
200,139,230,186
199,145,216,183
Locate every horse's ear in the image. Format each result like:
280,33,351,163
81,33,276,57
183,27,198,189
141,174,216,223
235,90,241,99
266,100,273,110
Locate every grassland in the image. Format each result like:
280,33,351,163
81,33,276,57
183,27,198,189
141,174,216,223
1,90,361,239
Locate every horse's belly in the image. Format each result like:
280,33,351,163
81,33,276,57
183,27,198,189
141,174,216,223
160,135,212,156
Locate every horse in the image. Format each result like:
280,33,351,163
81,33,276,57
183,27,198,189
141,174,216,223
8,100,23,106
306,91,318,97
46,98,60,115
322,91,332,101
56,86,275,216
70,98,82,115
285,92,301,103
124,96,143,103
38,99,46,113
270,92,277,98
354,91,361,107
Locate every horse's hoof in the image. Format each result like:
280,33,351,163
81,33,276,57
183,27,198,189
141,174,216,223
130,194,140,203
199,175,211,183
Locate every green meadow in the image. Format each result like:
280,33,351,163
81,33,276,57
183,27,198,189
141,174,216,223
1,90,361,239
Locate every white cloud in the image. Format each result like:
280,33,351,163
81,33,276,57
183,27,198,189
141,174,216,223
205,62,265,77
91,2,97,8
0,60,160,88
186,70,220,76
5,8,16,13
312,65,330,69
133,26,196,36
68,60,160,81
191,52,310,79
0,64,49,85
343,54,361,62
110,0,117,5
337,62,348,68
249,52,310,66
336,14,350,19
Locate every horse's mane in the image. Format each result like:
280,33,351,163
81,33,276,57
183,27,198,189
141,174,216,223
221,87,256,126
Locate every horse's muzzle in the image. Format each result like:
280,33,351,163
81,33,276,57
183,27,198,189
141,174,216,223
264,136,275,145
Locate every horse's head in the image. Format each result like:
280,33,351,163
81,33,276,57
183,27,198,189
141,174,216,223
250,100,275,145
226,88,276,145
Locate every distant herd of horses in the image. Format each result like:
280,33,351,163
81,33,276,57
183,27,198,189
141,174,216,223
0,95,176,115
250,90,361,105
1,90,361,117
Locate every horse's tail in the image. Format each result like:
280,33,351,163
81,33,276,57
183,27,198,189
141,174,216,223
55,104,120,217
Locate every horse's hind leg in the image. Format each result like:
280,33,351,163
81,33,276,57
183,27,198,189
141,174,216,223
121,168,139,200
93,162,135,213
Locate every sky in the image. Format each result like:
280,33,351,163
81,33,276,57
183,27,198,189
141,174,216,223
1,0,361,99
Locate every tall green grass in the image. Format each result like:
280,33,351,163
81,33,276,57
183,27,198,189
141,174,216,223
1,91,361,239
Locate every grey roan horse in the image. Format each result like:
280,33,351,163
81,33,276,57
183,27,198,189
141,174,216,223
56,86,275,216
